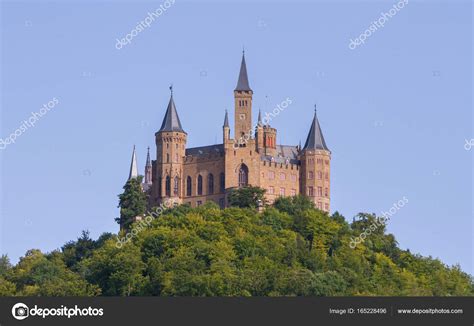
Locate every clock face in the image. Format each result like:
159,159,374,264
239,114,246,120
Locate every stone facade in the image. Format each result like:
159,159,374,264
137,53,332,212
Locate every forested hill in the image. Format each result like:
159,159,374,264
0,197,472,296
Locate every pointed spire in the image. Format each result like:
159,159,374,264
128,145,139,180
146,146,151,167
258,109,262,125
159,86,185,133
235,51,252,91
223,109,229,128
303,105,330,151
144,146,152,185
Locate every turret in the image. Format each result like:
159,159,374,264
300,106,331,212
144,146,152,185
223,109,230,142
153,86,187,206
255,109,264,153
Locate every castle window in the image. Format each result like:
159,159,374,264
219,198,225,208
291,174,296,181
325,188,328,197
317,171,322,180
165,176,171,197
197,200,202,206
158,177,162,197
175,153,178,163
280,173,286,181
268,186,274,194
325,172,329,180
325,203,329,211
186,176,192,196
208,174,214,194
174,176,179,196
317,159,323,165
279,187,285,197
290,189,296,196
317,187,322,196
317,202,322,210
308,171,314,179
197,175,203,195
167,143,169,149
325,160,329,165
238,164,249,188
308,186,314,196
166,153,169,163
268,171,275,180
219,173,225,193
176,144,178,149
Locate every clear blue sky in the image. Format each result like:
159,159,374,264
0,0,472,275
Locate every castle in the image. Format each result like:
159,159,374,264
127,52,331,212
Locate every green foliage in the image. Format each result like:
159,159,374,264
1,202,473,297
228,186,266,208
116,175,147,230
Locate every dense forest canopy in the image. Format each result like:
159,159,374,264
0,193,472,296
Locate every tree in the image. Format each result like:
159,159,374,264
227,186,266,208
116,175,147,230
274,195,314,215
2,200,473,297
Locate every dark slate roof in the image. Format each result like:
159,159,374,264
186,144,224,157
235,53,252,91
223,110,229,127
261,145,300,164
159,95,185,133
303,110,329,151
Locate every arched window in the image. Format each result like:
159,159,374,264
219,173,225,193
208,174,214,194
166,153,169,163
238,164,249,188
158,177,162,196
165,176,171,196
173,176,179,196
186,176,192,196
197,175,203,195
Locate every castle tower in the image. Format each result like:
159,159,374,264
153,86,187,206
128,145,138,180
234,51,253,144
144,146,152,185
300,107,331,212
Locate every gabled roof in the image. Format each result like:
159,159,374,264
159,92,185,133
235,52,252,91
261,145,300,164
303,109,330,151
186,144,224,157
